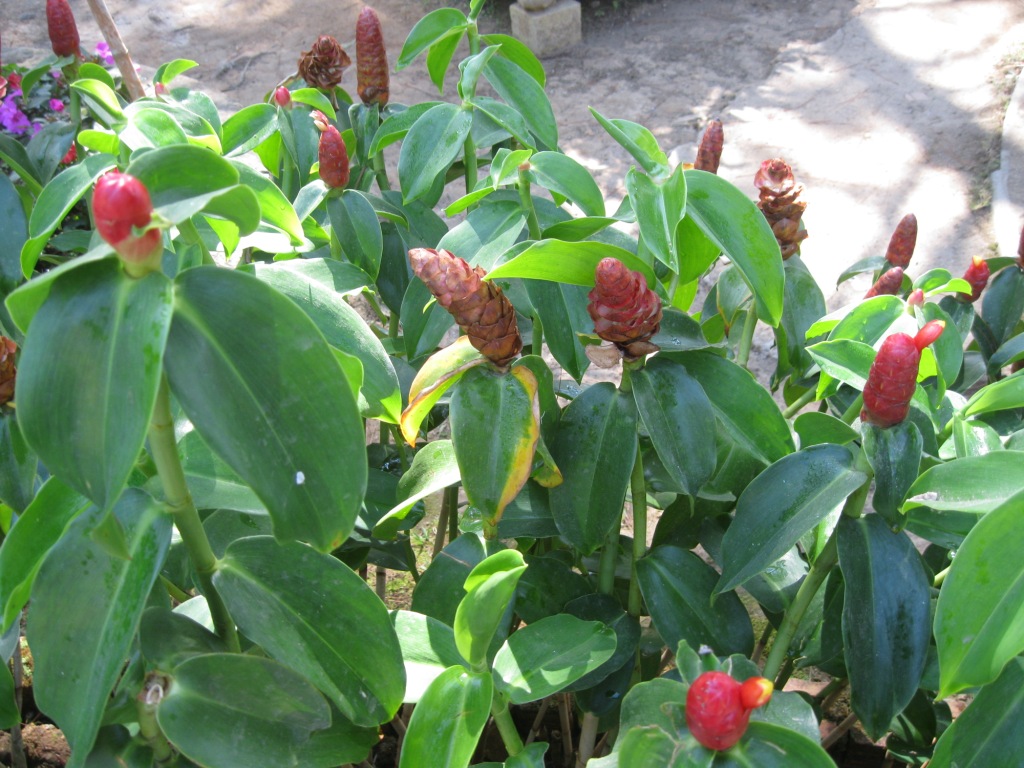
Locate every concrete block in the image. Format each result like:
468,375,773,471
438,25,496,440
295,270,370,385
509,0,582,58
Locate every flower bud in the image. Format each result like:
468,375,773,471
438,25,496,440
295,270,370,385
46,0,81,59
587,258,662,359
861,320,944,428
957,255,990,303
754,158,807,259
311,114,350,189
864,266,904,299
686,672,773,752
356,7,390,106
298,35,351,90
92,171,162,268
273,86,292,108
694,119,723,174
884,213,917,269
0,336,17,407
906,288,924,307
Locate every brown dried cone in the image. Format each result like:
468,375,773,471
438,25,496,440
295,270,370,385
587,257,662,359
298,35,351,90
0,337,17,407
884,213,917,269
694,119,724,174
754,158,808,260
409,248,522,366
864,266,904,298
356,7,390,106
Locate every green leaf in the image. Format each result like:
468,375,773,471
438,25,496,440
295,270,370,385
516,557,592,625
214,536,404,726
154,59,198,86
0,133,43,194
963,371,1024,416
139,608,226,670
525,280,590,382
400,336,487,444
637,545,754,657
16,260,171,510
249,259,398,422
630,357,716,496
528,152,605,217
398,667,492,768
0,173,27,295
929,659,1024,768
0,413,36,513
589,109,668,176
934,489,1024,697
902,451,1024,516
981,265,1024,346
169,430,265,514
717,444,867,593
482,33,546,86
399,103,473,204
397,8,469,69
375,441,460,538
328,190,384,278
492,614,617,704
222,103,279,156
70,79,125,126
28,491,171,766
157,653,331,768
230,161,304,245
739,722,837,768
484,56,558,150
862,421,923,525
297,700,379,768
390,610,465,703
662,351,794,465
121,104,189,150
562,594,641,692
684,170,784,326
450,367,540,527
165,267,366,552
438,198,527,270
0,477,90,631
838,514,932,739
454,550,527,669
549,383,637,555
486,239,657,288
411,532,488,626
627,166,685,271
793,412,858,447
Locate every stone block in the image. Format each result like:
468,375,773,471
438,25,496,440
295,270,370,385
509,0,582,58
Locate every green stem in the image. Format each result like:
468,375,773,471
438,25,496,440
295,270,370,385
388,424,409,472
517,167,543,241
627,443,647,619
782,387,818,419
137,677,175,766
736,307,758,369
372,150,392,193
841,393,864,425
447,485,460,543
148,375,240,652
774,657,796,689
531,311,544,357
492,693,524,757
597,524,619,596
160,575,191,604
933,565,950,588
280,154,297,201
362,289,390,326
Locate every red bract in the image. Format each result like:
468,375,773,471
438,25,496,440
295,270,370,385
356,6,390,106
958,255,990,303
864,266,904,299
694,119,723,174
861,320,945,428
92,171,161,264
46,0,81,59
754,158,807,259
587,258,662,359
298,35,351,90
0,336,17,407
884,214,917,269
313,119,350,189
686,672,773,751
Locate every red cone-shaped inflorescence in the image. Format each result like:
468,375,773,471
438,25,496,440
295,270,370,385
861,320,945,428
694,119,723,174
298,35,351,90
0,336,17,407
273,86,292,108
46,0,81,59
754,158,808,260
884,213,917,269
409,248,522,366
311,111,349,189
587,257,662,359
686,672,774,751
864,266,904,299
958,255,990,303
92,171,162,266
356,7,390,106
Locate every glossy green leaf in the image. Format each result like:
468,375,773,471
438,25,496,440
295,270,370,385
616,727,692,768
0,477,90,631
930,658,1024,768
26,122,75,186
71,79,125,126
454,549,527,669
401,336,487,444
549,383,637,555
631,357,716,496
484,56,557,150
390,610,465,703
121,104,189,150
987,333,1024,373
0,413,35,513
562,594,641,692
963,371,1024,416
28,491,171,766
16,260,171,510
399,103,473,204
0,173,27,295
793,412,858,447
0,133,43,194
487,238,656,290
482,33,545,86
438,198,526,269
222,103,278,156
296,700,379,768
589,109,669,176
411,532,488,626
717,444,866,593
627,166,685,271
139,607,226,670
165,267,365,552
862,420,922,525
515,556,591,625
934,489,1024,697
376,441,460,538
838,515,933,739
167,430,265,514
528,151,604,217
396,8,469,69
638,545,754,657
902,451,1024,515
737,722,837,768
684,170,784,325
230,161,303,245
663,351,794,465
399,666,492,768
401,274,457,361
248,259,399,422
525,279,590,382
981,265,1024,346
157,653,330,768
493,614,616,704
328,190,383,278
214,536,404,726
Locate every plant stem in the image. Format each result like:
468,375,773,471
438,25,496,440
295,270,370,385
491,693,524,757
736,307,758,369
840,393,864,425
526,696,552,745
432,489,450,559
447,485,460,543
774,657,796,689
751,622,774,665
576,712,600,767
597,525,619,596
558,694,575,765
627,444,647,619
280,154,297,201
531,311,544,357
160,575,191,604
372,151,391,192
517,167,543,241
136,677,175,765
819,678,849,713
148,375,239,652
822,712,859,750
782,387,818,419
933,565,950,588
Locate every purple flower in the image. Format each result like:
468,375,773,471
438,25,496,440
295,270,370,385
0,90,30,135
94,41,115,66
49,98,65,112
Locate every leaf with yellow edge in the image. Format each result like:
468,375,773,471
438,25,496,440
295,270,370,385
400,337,487,445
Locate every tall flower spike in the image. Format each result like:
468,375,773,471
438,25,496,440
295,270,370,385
46,0,81,59
884,213,917,269
409,248,522,366
754,158,808,259
587,258,662,359
356,7,390,106
298,35,351,90
861,320,945,428
864,266,904,299
0,336,17,407
694,119,723,174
